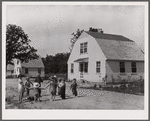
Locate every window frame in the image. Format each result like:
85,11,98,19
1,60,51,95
80,42,88,54
84,62,88,73
96,61,101,73
25,68,28,74
71,63,74,73
120,62,125,73
38,68,41,74
131,62,137,73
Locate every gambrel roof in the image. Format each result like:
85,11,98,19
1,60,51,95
85,31,144,61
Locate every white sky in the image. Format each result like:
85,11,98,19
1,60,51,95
6,4,145,57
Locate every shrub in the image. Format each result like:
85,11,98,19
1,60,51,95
120,84,127,90
93,84,97,88
6,75,15,79
98,84,102,88
82,80,85,83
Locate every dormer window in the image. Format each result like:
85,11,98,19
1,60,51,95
80,42,88,54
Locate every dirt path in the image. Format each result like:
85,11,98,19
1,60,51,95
5,79,144,109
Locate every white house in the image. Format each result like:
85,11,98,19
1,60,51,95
6,56,45,78
21,56,45,77
13,58,22,77
6,64,14,76
67,31,144,83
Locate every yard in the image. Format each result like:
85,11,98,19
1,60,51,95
5,78,144,109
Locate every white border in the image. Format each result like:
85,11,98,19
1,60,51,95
2,2,149,120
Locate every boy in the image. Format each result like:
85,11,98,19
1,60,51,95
70,78,78,97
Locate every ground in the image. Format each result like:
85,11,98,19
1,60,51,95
5,79,144,109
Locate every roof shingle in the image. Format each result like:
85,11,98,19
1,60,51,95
22,56,45,68
85,31,144,61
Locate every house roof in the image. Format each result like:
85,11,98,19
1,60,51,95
85,31,144,61
7,64,14,71
85,31,133,42
22,56,45,68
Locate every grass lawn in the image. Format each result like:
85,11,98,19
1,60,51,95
5,78,144,109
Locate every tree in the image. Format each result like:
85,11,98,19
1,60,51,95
69,29,84,52
6,24,39,66
42,53,70,74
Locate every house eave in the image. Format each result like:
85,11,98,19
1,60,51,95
106,59,144,62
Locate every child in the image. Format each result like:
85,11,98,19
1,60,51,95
18,74,25,103
70,78,78,97
60,79,66,99
58,78,62,95
29,82,45,102
25,77,33,98
45,77,57,101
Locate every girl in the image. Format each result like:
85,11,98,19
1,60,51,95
45,77,57,101
25,77,33,98
70,78,78,97
60,79,66,99
18,74,29,103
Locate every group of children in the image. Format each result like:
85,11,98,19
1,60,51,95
18,74,78,103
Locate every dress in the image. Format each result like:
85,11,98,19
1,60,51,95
35,76,43,96
60,83,66,99
18,78,25,93
49,81,57,95
70,82,77,96
25,81,30,96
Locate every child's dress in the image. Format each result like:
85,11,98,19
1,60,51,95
25,80,30,97
70,82,77,96
60,82,66,99
18,78,25,93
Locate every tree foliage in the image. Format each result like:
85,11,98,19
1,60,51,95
42,53,70,74
6,24,39,66
69,29,84,52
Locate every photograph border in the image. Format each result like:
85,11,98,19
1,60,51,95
1,0,149,120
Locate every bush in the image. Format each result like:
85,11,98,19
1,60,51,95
98,84,102,88
6,75,15,79
93,84,97,88
120,84,127,90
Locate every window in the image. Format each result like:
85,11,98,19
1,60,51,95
71,63,74,73
84,42,87,53
131,62,137,73
84,63,88,73
80,63,88,73
120,62,125,73
25,68,28,74
80,42,88,54
38,68,41,74
96,61,101,73
80,43,84,54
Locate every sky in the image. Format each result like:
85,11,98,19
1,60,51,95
6,4,145,57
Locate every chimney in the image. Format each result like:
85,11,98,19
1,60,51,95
97,28,103,33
